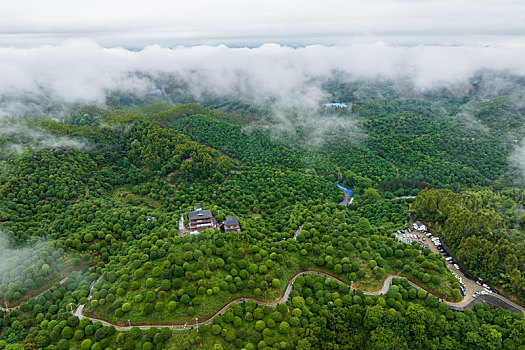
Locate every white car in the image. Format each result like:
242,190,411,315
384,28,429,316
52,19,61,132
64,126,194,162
453,264,460,270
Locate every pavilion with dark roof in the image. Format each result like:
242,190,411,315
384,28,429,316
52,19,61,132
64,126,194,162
222,216,241,233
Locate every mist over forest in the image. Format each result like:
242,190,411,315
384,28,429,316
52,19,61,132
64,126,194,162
2,42,525,184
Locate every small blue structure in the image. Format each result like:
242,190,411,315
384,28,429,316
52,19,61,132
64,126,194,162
336,184,354,196
324,103,348,109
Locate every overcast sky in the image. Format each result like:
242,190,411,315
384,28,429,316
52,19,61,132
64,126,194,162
1,0,525,48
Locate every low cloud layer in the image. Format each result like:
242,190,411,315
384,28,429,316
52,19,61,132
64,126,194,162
1,40,525,148
0,231,60,303
0,123,90,154
2,40,525,105
511,143,525,180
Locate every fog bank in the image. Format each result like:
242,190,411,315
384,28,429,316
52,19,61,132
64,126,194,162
1,40,525,105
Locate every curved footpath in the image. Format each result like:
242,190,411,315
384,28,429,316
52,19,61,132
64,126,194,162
72,270,524,332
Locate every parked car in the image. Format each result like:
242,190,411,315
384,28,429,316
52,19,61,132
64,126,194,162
453,264,460,270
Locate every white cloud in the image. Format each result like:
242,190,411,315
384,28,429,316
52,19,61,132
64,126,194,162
1,40,525,105
512,143,525,177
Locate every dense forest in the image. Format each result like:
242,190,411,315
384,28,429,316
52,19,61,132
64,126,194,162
1,86,524,349
413,188,525,304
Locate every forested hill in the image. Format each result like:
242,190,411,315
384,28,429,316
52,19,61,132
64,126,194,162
166,98,523,193
0,98,524,349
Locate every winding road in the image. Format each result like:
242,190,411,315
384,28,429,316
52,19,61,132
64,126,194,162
339,190,353,207
293,224,303,239
3,267,522,331
70,270,524,331
2,248,523,331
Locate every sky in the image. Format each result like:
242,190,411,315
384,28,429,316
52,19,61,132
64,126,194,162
1,0,525,48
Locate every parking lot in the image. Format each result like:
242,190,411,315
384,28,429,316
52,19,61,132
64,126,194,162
394,227,489,306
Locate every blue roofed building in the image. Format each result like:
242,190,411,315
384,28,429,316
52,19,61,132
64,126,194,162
323,103,348,109
336,184,354,196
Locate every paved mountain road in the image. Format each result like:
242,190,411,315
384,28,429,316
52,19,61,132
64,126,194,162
2,264,522,331
72,270,524,332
